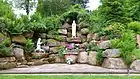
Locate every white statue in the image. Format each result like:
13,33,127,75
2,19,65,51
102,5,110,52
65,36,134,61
35,38,45,53
72,20,76,38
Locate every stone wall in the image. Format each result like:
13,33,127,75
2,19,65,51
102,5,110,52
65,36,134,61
1,22,140,71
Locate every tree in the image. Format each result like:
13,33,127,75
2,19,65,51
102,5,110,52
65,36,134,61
70,0,89,8
0,0,15,34
99,0,131,25
10,0,37,15
37,0,72,16
124,0,140,21
0,0,15,19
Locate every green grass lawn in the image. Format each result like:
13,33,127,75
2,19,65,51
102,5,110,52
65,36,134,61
0,75,140,79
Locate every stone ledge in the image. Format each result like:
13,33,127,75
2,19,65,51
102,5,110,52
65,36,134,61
0,64,139,74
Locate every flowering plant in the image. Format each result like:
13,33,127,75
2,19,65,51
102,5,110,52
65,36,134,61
67,43,79,50
58,43,80,57
67,43,74,50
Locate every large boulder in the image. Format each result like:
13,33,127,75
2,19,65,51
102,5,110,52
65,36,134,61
48,54,56,63
80,28,89,35
100,36,109,41
49,47,60,54
0,62,17,70
42,46,50,52
21,60,28,65
64,54,78,64
13,48,25,61
34,60,44,65
27,62,34,66
60,42,68,47
79,42,88,49
46,39,61,47
58,29,67,35
47,35,67,42
0,57,16,62
67,32,72,37
77,51,88,63
87,33,99,42
55,54,65,63
23,32,33,38
46,35,56,39
61,23,71,29
17,65,29,68
98,40,111,49
130,60,140,71
67,37,82,43
103,49,120,58
38,33,47,39
79,22,89,29
88,51,98,65
102,58,127,69
32,53,49,59
77,33,87,42
29,59,45,66
58,35,67,42
12,35,26,44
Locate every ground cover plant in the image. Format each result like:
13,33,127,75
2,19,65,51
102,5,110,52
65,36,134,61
0,75,140,79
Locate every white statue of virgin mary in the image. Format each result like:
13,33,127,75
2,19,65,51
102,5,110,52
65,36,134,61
72,20,76,38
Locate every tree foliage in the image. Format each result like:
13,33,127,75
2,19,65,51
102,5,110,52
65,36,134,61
10,0,37,15
0,0,15,19
99,0,131,25
37,0,72,16
124,0,140,21
37,0,89,16
70,0,89,8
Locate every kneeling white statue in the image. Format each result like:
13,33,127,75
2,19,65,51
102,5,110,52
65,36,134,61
35,38,45,53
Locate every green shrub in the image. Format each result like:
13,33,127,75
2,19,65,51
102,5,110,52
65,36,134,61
132,49,140,60
111,30,136,66
6,19,25,35
30,13,47,32
60,4,88,24
30,13,60,33
19,15,33,33
96,49,103,65
128,21,140,34
86,43,98,51
88,10,108,33
23,39,35,53
45,15,61,31
77,12,90,23
58,46,67,58
0,39,12,57
0,0,15,19
86,42,103,65
32,55,41,59
111,39,120,48
30,22,47,32
104,22,126,39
